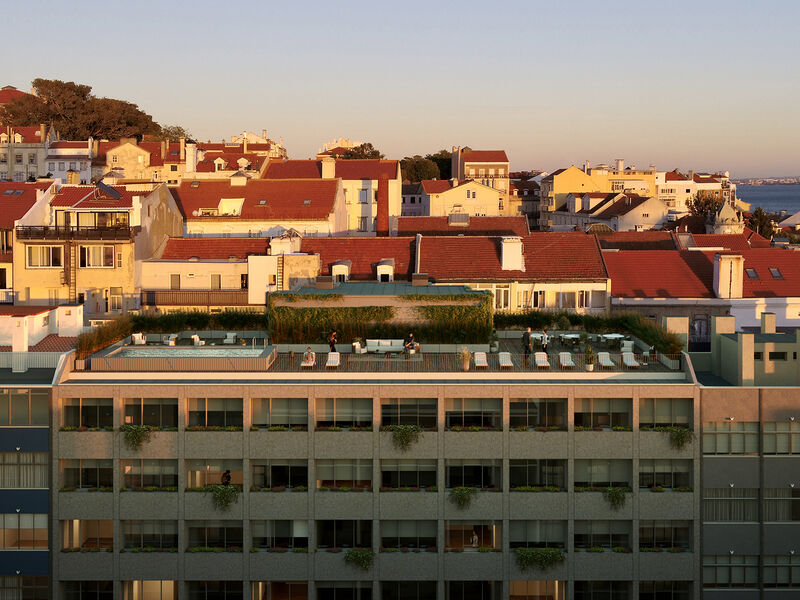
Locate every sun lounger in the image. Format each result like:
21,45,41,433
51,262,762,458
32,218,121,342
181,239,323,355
223,332,237,345
301,353,316,369
191,335,205,347
559,352,575,369
534,352,550,370
598,352,614,370
621,340,634,353
165,333,178,346
474,351,488,368
131,333,146,345
325,352,340,368
622,352,640,369
499,352,513,369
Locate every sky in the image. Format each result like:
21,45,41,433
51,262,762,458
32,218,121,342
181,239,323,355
5,0,800,177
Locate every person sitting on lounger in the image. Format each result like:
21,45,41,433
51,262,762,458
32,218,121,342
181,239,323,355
404,333,415,353
303,347,315,363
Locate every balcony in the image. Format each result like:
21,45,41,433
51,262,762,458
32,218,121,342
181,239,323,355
140,290,250,307
16,225,134,241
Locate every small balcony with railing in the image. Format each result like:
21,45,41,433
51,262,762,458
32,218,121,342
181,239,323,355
15,225,135,241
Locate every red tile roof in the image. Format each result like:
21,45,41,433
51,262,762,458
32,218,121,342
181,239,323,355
604,251,715,298
300,237,415,280
0,305,56,317
583,193,651,218
160,237,268,260
49,141,89,149
2,125,47,143
262,159,398,181
0,181,52,228
420,180,456,194
693,174,721,184
198,142,271,153
461,150,509,163
419,233,608,282
29,334,77,352
195,152,266,173
692,230,772,251
396,216,529,237
172,179,339,221
739,248,800,298
318,146,351,156
50,185,136,209
664,169,689,182
595,231,676,250
0,86,28,104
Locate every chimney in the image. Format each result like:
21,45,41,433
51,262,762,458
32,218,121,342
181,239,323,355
713,252,743,299
649,164,656,172
689,170,695,181
500,236,524,271
185,142,197,172
161,140,167,161
320,156,335,179
180,137,186,160
584,160,590,173
760,312,776,334
39,124,45,141
243,138,248,154
262,129,267,139
615,158,624,171
451,146,461,180
87,137,94,159
451,178,458,188
93,139,99,157
376,178,390,236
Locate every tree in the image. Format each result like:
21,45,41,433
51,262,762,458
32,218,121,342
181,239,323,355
425,149,452,180
153,125,193,141
400,155,439,182
341,142,384,159
748,207,774,238
0,78,160,140
687,195,724,219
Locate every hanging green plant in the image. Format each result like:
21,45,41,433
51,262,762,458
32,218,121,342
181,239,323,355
208,485,241,511
602,486,629,510
514,547,565,571
449,486,476,510
344,548,373,571
120,424,153,450
666,427,693,450
386,424,422,451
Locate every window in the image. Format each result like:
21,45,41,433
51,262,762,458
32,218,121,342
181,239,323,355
445,397,501,429
380,520,436,549
252,520,309,549
573,582,629,599
574,398,632,429
0,154,5,163
508,581,565,600
109,287,122,309
121,459,178,490
745,268,758,279
152,170,159,180
703,554,758,588
315,398,372,429
251,398,307,429
187,398,243,429
62,581,114,600
121,520,178,551
447,582,500,600
638,582,690,600
494,285,510,310
0,576,49,600
170,274,180,290
446,459,501,489
769,267,784,279
79,245,114,268
26,245,62,267
764,555,800,588
445,521,500,549
639,398,692,428
61,519,112,550
60,458,112,489
763,488,800,521
0,513,47,549
703,487,759,521
769,351,787,360
0,389,49,426
509,460,566,490
122,398,178,429
509,520,566,548
58,162,65,171
252,582,308,600
316,520,372,548
574,521,631,550
116,252,122,268
210,274,221,290
638,459,691,489
187,520,243,550
14,154,22,165
358,216,369,231
185,459,242,488
62,397,113,429
382,582,436,600
509,398,566,429
0,452,48,488
532,290,546,308
764,421,800,454
573,459,631,488
359,189,369,204
170,165,178,172
702,421,759,454
315,459,372,490
317,582,371,600
639,520,691,550
380,398,437,429
123,581,177,600
577,290,589,308
754,352,763,360
380,459,436,490
251,459,307,490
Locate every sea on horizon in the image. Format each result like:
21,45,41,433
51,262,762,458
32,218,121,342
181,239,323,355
736,184,800,216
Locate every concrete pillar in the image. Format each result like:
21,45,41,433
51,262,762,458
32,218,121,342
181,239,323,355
710,316,736,377
11,316,29,373
739,333,755,386
760,312,776,334
661,315,689,352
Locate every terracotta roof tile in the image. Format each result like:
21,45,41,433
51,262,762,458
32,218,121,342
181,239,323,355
50,185,136,209
461,150,509,163
0,181,52,228
0,86,28,104
604,251,715,298
0,305,57,317
301,237,415,280
160,237,268,260
396,216,529,237
262,159,398,181
2,125,47,143
596,231,676,250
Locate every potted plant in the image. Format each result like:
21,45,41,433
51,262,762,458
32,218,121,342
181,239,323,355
585,346,595,372
490,330,499,353
459,346,471,371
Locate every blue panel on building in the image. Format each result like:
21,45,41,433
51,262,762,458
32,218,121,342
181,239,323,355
0,551,49,575
0,490,49,513
0,428,50,452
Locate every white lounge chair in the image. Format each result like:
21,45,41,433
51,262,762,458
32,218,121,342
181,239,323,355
559,352,575,370
191,335,205,347
534,352,550,370
499,352,513,369
301,353,316,368
474,351,488,368
621,340,634,353
622,352,640,369
131,333,146,345
223,332,237,345
326,352,340,368
352,342,367,354
598,352,614,370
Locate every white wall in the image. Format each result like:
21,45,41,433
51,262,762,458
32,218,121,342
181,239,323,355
247,255,279,305
729,297,800,329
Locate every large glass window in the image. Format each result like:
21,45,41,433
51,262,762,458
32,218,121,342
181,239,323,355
702,422,759,454
638,582,690,600
763,488,800,521
251,460,307,490
60,459,112,489
0,576,49,600
26,245,62,268
509,520,566,549
122,581,177,600
509,398,566,429
316,520,372,549
638,520,691,550
252,582,307,600
251,520,309,549
574,521,631,550
122,521,178,551
382,582,436,600
62,397,113,429
62,581,114,600
315,398,372,429
574,398,631,429
446,459,501,489
508,581,566,600
639,398,692,428
638,460,691,490
79,245,114,268
380,520,436,549
317,582,371,600
251,398,307,429
703,555,759,588
509,460,566,490
185,459,242,488
122,398,178,429
187,398,243,429
121,459,178,490
186,582,243,600
186,520,243,550
764,555,800,588
61,520,112,550
445,398,501,430
0,513,48,549
380,459,436,490
764,421,800,454
573,460,631,488
380,398,437,429
446,581,500,600
702,488,759,521
573,582,629,600
315,459,372,490
0,389,49,426
445,521,501,550
0,452,48,488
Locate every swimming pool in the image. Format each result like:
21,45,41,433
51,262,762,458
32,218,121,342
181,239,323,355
112,347,270,358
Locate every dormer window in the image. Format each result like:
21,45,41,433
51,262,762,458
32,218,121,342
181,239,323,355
376,259,395,283
745,268,759,280
769,267,783,280
331,261,351,283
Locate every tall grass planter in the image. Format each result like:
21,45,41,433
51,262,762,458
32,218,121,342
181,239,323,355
449,486,476,510
120,424,152,451
385,425,422,451
208,485,241,511
344,548,373,571
602,487,629,510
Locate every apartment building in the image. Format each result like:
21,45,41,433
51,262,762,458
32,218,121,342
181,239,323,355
416,180,506,218
0,125,58,182
450,148,522,217
550,193,668,232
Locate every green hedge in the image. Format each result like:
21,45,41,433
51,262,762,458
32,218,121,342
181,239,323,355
493,310,682,354
268,305,394,344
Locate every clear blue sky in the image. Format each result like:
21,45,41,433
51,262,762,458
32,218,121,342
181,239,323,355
6,0,799,177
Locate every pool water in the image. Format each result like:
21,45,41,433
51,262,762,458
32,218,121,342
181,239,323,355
114,347,269,358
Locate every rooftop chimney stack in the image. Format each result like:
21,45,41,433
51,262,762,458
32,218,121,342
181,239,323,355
376,178,390,236
713,252,744,299
615,158,624,171
180,137,186,160
320,156,335,179
500,236,525,271
243,138,248,153
584,160,590,173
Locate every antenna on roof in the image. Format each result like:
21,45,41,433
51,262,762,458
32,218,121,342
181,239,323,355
96,180,121,200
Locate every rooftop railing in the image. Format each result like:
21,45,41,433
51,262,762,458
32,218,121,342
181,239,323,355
15,225,134,241
140,290,250,306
